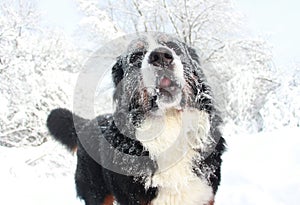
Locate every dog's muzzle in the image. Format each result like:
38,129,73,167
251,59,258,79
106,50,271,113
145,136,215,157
148,47,182,103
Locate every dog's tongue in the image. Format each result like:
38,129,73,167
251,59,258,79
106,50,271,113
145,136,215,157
159,77,172,88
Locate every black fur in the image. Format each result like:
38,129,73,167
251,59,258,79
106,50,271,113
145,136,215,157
47,34,226,205
46,108,87,151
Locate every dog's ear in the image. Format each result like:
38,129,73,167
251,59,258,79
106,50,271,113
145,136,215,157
112,56,124,87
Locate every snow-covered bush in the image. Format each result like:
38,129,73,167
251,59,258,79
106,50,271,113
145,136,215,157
260,66,300,131
0,1,79,147
203,39,277,132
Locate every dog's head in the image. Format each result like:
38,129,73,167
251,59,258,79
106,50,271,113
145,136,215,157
112,33,213,131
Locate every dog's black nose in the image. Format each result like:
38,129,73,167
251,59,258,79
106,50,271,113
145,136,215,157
148,47,173,67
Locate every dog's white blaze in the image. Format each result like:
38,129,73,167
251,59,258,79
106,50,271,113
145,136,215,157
136,109,214,205
141,51,157,93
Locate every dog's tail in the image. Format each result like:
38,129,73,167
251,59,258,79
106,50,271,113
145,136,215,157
46,108,88,152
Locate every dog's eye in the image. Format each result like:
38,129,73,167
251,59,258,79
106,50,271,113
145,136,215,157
129,51,146,64
165,42,182,55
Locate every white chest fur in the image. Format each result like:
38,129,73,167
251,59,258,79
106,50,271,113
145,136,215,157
136,109,214,205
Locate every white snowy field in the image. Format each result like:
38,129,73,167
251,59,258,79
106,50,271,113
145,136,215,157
1,127,299,205
0,141,83,205
216,127,300,205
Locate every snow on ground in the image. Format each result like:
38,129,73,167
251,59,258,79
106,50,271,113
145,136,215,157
216,127,300,205
1,127,299,204
0,140,83,205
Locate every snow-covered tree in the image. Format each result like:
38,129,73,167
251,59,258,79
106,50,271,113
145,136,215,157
77,0,277,132
0,0,80,147
203,38,277,132
73,0,124,51
260,66,300,130
103,0,238,48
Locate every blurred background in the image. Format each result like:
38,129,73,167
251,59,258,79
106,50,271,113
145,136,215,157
0,0,299,204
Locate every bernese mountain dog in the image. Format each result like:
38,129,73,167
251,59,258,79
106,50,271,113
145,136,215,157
47,33,225,205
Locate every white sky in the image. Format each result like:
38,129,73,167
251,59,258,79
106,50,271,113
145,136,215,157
236,0,300,68
38,0,300,68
